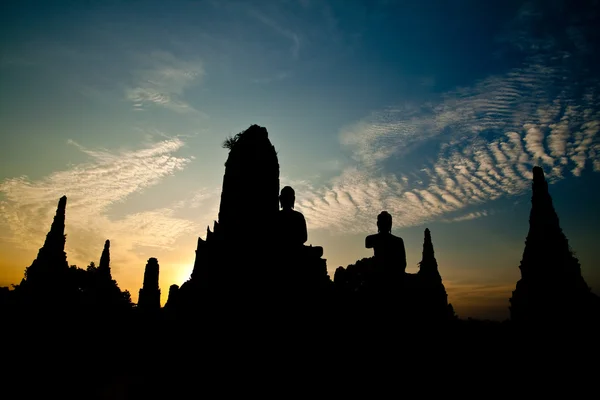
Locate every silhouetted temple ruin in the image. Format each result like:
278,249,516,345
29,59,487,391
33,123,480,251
218,125,280,246
509,166,599,326
87,239,132,312
416,228,453,321
176,124,330,314
178,125,281,305
14,195,76,308
6,117,600,398
334,224,453,323
5,125,600,335
23,196,69,286
418,229,440,280
165,284,180,310
138,258,161,310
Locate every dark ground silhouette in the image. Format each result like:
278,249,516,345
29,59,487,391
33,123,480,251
2,124,600,398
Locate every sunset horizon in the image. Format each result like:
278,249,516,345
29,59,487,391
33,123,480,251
2,0,599,322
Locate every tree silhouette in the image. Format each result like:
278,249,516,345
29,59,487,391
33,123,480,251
222,133,242,149
87,261,97,273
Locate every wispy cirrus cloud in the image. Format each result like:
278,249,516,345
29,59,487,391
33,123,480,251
0,138,219,272
125,51,204,113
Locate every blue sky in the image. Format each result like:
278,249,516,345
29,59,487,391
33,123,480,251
1,0,599,320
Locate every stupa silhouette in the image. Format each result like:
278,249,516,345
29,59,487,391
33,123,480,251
175,125,330,315
16,196,75,310
510,166,599,326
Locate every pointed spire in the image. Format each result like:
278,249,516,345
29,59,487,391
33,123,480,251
520,166,576,278
22,196,70,296
55,195,67,230
418,228,440,279
98,239,112,280
510,166,592,324
422,228,435,261
41,195,67,253
529,166,557,230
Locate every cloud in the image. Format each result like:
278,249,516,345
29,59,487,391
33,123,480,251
298,91,599,234
173,187,222,211
441,210,491,223
570,120,599,177
524,124,554,166
294,16,600,235
125,51,204,113
0,138,220,272
339,104,435,168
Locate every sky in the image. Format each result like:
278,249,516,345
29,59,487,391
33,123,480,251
1,0,599,321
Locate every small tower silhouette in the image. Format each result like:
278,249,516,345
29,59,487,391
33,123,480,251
165,284,180,309
138,258,161,310
510,166,593,325
416,228,451,321
418,228,441,281
97,240,112,281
